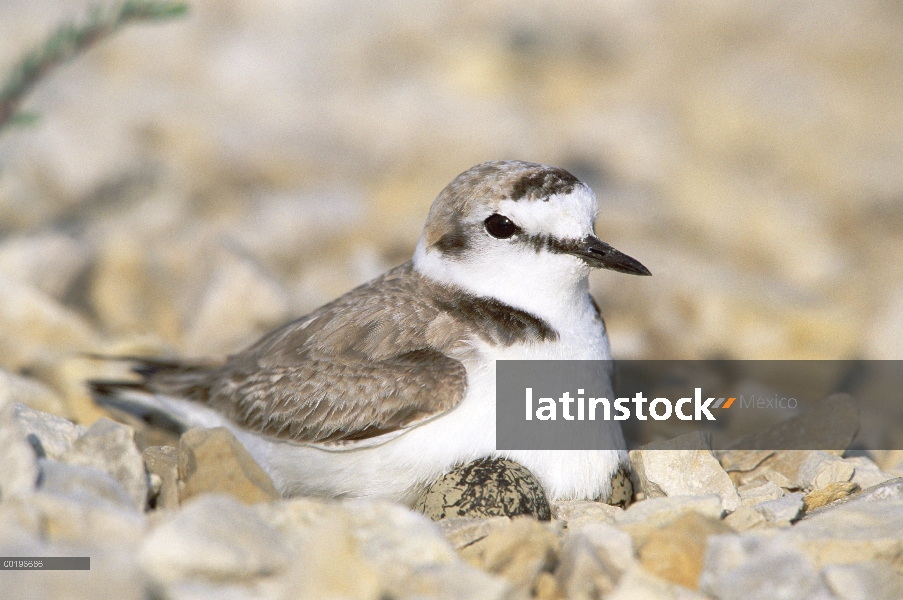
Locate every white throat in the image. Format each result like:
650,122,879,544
412,238,593,328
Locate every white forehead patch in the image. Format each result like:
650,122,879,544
495,185,598,239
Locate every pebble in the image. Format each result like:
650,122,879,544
555,523,636,599
61,417,149,509
257,498,509,600
178,427,280,505
790,499,903,567
737,480,784,507
456,516,560,594
38,459,137,511
139,494,291,584
700,534,835,599
630,442,741,511
753,492,805,523
797,451,855,491
11,402,86,459
638,511,732,589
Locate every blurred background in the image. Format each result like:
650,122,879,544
1,0,902,424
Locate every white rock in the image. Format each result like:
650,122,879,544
0,399,39,500
0,231,89,300
256,498,509,600
738,480,784,507
61,418,149,509
630,446,741,511
13,402,86,460
723,506,769,532
797,452,854,491
556,523,636,599
139,494,292,584
753,492,804,523
845,456,895,489
38,459,137,510
822,561,903,600
700,534,835,599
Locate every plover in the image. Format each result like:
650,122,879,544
93,160,650,504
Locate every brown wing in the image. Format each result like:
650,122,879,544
132,262,469,445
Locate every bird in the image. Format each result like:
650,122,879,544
91,160,650,505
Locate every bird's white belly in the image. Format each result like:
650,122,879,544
234,311,626,503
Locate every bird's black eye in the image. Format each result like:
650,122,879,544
484,214,520,239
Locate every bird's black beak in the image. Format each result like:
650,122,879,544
570,235,651,276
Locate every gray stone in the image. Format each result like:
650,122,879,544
555,523,636,599
630,441,741,511
62,417,149,509
0,399,39,500
822,561,903,600
738,480,784,507
753,492,804,523
139,494,292,584
723,506,769,531
791,499,903,567
13,402,85,460
797,451,854,491
415,457,551,521
700,534,835,599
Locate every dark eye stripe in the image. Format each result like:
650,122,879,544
484,214,520,239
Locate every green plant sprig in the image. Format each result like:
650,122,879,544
0,1,188,133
